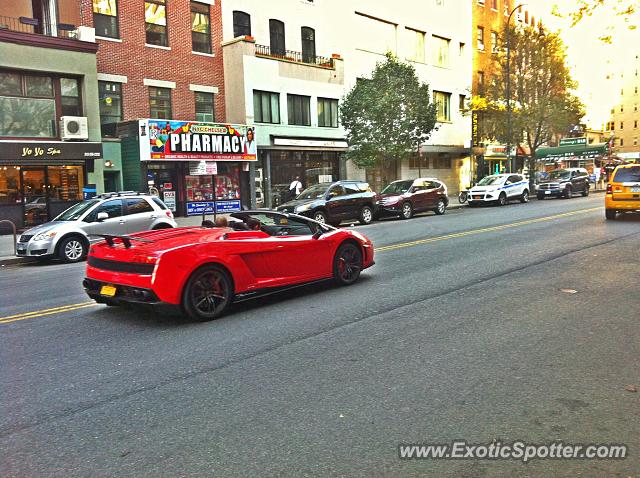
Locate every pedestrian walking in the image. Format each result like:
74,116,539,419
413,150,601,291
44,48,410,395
288,176,303,200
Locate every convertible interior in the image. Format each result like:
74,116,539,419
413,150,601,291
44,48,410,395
230,212,319,237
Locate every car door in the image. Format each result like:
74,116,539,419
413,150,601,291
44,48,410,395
82,199,126,238
124,197,156,233
342,182,363,220
506,175,521,198
423,180,442,208
325,184,347,221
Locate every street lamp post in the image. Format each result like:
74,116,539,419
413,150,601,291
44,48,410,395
506,3,526,174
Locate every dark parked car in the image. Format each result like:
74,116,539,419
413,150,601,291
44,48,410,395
537,168,590,199
276,180,377,226
376,177,449,219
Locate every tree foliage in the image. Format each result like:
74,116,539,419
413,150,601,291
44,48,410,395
475,25,584,187
552,0,638,42
340,53,438,168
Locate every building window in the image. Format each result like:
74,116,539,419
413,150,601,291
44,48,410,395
60,78,81,117
634,137,638,146
318,98,338,127
504,0,509,15
233,11,251,37
636,86,639,94
287,94,310,126
621,121,624,129
459,42,465,56
620,138,624,146
98,80,123,137
478,0,485,5
635,120,638,128
459,94,466,111
149,86,171,118
269,19,286,56
301,27,316,63
491,0,498,9
191,2,211,54
478,71,485,93
433,36,450,67
491,31,499,53
253,90,280,123
145,0,168,47
477,26,485,51
621,105,624,112
434,91,451,121
93,0,119,38
195,91,214,122
0,71,57,137
406,28,425,63
635,104,638,112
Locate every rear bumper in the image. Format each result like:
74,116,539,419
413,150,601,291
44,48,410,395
83,278,180,314
605,196,640,210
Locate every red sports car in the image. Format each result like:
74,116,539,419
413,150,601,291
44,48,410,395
83,211,375,321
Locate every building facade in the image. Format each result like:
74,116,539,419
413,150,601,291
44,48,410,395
606,51,640,162
0,0,103,228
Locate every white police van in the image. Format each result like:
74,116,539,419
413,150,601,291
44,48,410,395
467,174,530,207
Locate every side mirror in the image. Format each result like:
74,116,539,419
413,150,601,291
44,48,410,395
312,229,323,240
97,212,109,222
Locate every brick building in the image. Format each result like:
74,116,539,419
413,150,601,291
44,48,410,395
77,0,250,216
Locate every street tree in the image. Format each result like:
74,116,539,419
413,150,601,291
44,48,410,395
552,0,637,43
340,53,438,169
475,25,584,190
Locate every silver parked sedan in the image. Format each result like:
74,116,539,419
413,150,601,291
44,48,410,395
16,191,176,263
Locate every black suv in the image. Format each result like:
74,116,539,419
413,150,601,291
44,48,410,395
276,180,377,226
537,168,590,199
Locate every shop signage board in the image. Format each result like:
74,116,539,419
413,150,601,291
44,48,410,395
163,190,176,212
186,200,242,216
189,161,218,175
559,137,587,146
273,138,349,148
139,120,257,161
215,200,241,212
0,141,102,162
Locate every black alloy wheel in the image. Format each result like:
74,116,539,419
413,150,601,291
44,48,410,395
434,199,446,215
400,202,413,220
182,265,233,321
333,242,363,285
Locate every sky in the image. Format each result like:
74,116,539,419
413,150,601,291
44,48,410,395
532,0,640,130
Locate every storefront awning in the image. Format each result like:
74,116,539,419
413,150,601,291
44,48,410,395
535,142,608,160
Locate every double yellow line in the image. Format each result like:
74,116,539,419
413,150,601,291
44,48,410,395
0,301,97,325
375,207,601,253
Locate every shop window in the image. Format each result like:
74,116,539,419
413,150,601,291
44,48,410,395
269,19,285,56
186,164,240,202
434,91,451,121
233,11,251,37
318,98,338,128
409,154,429,169
145,0,168,47
434,154,452,169
0,71,56,137
61,78,81,117
47,166,83,201
191,1,211,54
195,92,215,122
149,86,172,119
0,166,20,204
253,90,280,124
287,94,310,126
125,197,153,214
93,0,119,38
99,81,123,137
301,27,316,63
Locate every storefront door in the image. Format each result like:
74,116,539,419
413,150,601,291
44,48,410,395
21,167,47,227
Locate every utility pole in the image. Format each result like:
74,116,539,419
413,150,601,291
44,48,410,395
506,4,526,174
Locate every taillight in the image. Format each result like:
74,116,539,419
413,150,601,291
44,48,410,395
165,210,174,219
606,184,613,194
132,254,158,264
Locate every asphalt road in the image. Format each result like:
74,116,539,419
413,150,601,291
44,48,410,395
1,195,639,477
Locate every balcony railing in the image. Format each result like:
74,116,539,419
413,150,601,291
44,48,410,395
255,44,334,68
0,15,79,40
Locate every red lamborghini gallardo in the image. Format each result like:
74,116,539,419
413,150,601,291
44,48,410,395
84,211,374,321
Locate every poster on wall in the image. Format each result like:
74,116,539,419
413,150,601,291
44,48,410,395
163,190,176,212
139,120,257,161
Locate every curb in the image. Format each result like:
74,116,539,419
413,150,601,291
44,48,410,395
0,256,34,266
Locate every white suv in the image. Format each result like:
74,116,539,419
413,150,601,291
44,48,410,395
16,192,176,263
468,174,530,207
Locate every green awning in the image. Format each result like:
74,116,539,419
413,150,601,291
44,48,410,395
535,143,608,160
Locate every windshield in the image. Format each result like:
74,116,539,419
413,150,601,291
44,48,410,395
477,176,504,186
549,170,571,179
54,199,100,221
297,184,329,200
381,180,413,194
612,166,640,183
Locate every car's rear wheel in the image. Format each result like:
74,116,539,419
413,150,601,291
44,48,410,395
497,193,507,206
313,210,328,224
582,185,590,197
520,189,529,203
333,242,363,285
605,209,617,220
359,206,374,225
563,186,572,199
58,236,86,263
182,265,233,321
400,202,413,220
434,199,446,215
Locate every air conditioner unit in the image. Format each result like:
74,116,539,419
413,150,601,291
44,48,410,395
60,116,89,140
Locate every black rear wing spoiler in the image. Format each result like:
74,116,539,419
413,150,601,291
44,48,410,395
92,234,154,248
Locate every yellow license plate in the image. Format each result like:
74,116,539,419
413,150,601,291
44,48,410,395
100,285,117,297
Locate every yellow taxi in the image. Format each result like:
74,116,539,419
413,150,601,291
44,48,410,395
605,164,640,219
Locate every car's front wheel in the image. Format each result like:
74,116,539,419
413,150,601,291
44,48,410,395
400,202,413,220
605,209,617,220
582,185,590,197
58,236,87,263
434,199,446,215
313,210,328,224
520,189,529,203
563,186,572,199
333,242,363,285
359,205,374,225
182,265,233,321
497,193,507,206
